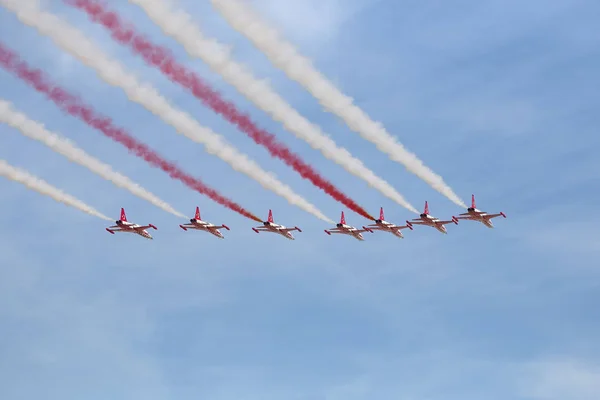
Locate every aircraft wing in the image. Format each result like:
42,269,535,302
253,226,270,231
281,227,298,232
461,211,485,216
134,225,154,231
437,220,457,225
484,213,504,219
454,215,474,220
408,220,428,225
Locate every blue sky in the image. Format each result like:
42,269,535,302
1,0,599,398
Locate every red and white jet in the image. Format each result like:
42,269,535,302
252,209,301,240
406,201,458,234
105,208,157,240
452,194,506,228
179,206,230,238
324,211,373,241
367,207,413,238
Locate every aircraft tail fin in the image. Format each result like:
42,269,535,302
424,201,429,215
340,211,346,225
471,194,476,209
268,209,274,223
120,208,127,222
379,207,385,220
194,206,200,220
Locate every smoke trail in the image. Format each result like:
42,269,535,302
0,99,185,218
1,0,333,223
69,0,410,218
211,0,467,209
0,43,262,222
70,0,377,220
0,159,111,220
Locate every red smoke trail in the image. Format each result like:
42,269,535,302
70,0,375,221
0,42,262,222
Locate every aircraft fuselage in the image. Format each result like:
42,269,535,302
327,223,366,240
254,222,295,240
370,220,406,238
182,219,225,238
110,220,153,239
414,215,448,234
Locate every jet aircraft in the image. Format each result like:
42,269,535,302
252,209,301,240
406,201,457,234
106,208,157,240
179,206,230,238
367,207,413,238
324,211,373,241
453,195,506,228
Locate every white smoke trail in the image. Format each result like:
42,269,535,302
0,99,185,218
0,159,111,220
211,0,467,209
1,0,333,224
127,0,417,214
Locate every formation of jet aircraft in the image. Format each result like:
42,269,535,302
105,195,506,241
